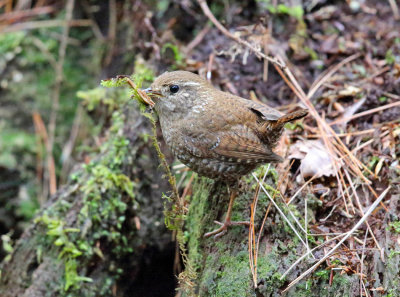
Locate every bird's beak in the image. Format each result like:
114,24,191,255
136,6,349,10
143,88,163,98
136,87,157,108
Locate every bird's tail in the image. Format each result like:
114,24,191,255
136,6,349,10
276,108,308,125
260,108,308,149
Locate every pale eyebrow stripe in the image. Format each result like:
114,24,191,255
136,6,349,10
180,82,201,87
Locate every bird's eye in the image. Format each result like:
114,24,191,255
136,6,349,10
169,85,179,93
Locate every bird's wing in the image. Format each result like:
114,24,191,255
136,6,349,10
222,92,282,122
211,125,283,163
245,100,308,125
246,101,282,121
182,124,283,163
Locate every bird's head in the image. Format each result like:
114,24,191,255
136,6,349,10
143,71,212,115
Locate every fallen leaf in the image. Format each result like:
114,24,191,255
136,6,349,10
289,140,340,179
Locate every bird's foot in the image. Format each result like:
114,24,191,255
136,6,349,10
204,219,250,238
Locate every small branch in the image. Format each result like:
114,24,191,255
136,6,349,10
0,19,92,33
46,0,75,196
281,233,346,279
282,186,390,292
80,0,106,40
197,0,285,69
104,0,117,66
308,53,361,99
32,112,53,205
329,100,400,125
388,0,400,20
184,23,211,54
252,173,314,258
60,104,83,183
0,5,56,23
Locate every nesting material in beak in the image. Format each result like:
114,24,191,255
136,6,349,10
122,77,155,107
143,88,163,98
137,88,155,108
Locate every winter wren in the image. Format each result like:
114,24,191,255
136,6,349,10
144,71,307,237
145,71,307,181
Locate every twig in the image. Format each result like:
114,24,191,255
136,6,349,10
80,0,106,40
60,104,83,183
277,54,376,190
0,19,92,33
388,0,400,20
184,23,211,54
0,5,55,23
46,0,75,196
281,233,346,279
308,53,361,99
382,91,400,100
307,128,377,138
253,173,313,257
197,0,285,69
104,0,117,66
305,198,309,258
30,36,58,69
32,112,54,205
5,0,12,12
329,100,400,125
344,169,383,260
282,186,390,292
207,53,215,81
287,173,317,205
359,229,370,297
249,165,269,288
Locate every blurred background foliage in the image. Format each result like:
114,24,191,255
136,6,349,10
0,0,193,263
0,0,120,259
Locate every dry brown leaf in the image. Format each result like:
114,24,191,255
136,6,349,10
289,140,340,179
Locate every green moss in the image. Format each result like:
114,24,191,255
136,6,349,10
185,168,364,296
34,214,92,291
383,241,400,295
264,3,304,20
200,248,285,297
388,249,400,259
134,57,155,82
314,268,330,281
206,251,252,297
290,271,354,297
32,85,139,295
388,221,400,233
186,178,212,271
0,130,36,168
0,31,25,53
304,47,318,60
64,258,93,291
385,49,396,65
255,253,285,294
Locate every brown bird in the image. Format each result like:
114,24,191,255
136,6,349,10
144,71,307,237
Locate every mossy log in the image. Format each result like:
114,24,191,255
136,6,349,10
1,99,398,297
183,175,400,297
0,102,174,297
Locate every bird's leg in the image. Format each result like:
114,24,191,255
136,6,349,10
204,187,250,238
